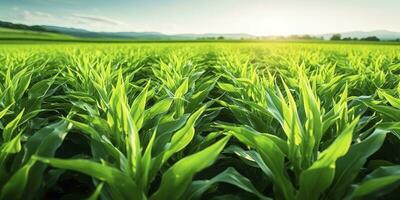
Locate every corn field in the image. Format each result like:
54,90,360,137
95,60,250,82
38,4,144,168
0,42,399,200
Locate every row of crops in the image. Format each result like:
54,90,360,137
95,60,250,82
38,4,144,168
0,43,399,199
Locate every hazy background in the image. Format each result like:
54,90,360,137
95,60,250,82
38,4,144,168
1,0,399,35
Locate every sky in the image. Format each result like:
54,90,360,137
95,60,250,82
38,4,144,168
0,0,400,35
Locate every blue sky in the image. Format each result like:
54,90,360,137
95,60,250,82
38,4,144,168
0,0,399,35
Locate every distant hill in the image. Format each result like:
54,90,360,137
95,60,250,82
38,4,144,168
0,20,58,33
42,25,256,40
0,27,74,40
1,20,399,41
42,25,167,39
318,30,400,40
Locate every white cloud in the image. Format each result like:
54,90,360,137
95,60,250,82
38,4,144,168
67,14,133,31
71,14,125,26
7,10,135,32
9,10,55,24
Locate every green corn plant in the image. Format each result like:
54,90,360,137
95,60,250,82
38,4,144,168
0,42,399,200
217,69,399,199
0,54,72,199
32,69,230,199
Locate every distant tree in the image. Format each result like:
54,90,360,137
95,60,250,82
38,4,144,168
217,36,224,40
330,33,342,41
336,37,360,41
196,37,218,40
301,34,312,40
286,34,321,40
360,36,380,41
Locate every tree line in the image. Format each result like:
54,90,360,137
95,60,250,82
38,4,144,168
330,33,381,41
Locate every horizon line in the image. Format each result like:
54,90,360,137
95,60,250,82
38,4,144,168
1,19,400,37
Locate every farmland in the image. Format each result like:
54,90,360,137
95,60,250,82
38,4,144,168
0,42,399,199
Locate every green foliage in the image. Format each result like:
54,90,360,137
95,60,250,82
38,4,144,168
0,42,399,199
